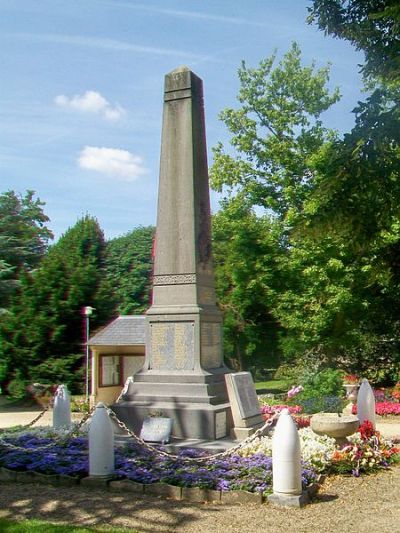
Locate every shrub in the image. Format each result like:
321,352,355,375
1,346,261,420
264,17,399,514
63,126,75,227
300,368,344,399
297,395,344,414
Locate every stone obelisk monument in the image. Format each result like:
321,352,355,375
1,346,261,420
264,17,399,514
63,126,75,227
113,66,233,439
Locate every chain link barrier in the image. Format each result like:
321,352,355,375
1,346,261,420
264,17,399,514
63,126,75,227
106,406,278,462
0,402,52,436
0,402,277,460
0,405,96,452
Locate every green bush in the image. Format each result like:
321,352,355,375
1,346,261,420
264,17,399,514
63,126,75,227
300,368,344,400
7,370,29,399
294,368,345,414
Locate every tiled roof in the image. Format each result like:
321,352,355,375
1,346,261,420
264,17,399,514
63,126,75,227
88,316,145,346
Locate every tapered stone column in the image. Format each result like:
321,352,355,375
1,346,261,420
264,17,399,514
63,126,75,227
113,66,233,439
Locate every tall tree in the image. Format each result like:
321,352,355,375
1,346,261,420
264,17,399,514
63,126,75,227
211,43,341,368
308,0,400,84
0,216,115,395
211,42,340,221
105,226,154,315
212,200,282,372
0,190,52,310
302,0,400,380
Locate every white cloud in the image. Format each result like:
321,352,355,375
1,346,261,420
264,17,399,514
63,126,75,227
54,90,124,121
78,146,147,181
12,33,209,61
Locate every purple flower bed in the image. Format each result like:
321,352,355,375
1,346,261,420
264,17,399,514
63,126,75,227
0,434,318,494
0,434,88,476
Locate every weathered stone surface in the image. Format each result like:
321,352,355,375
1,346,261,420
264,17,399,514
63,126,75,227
31,472,60,485
140,416,173,443
80,476,112,488
0,467,17,481
221,490,264,505
181,487,221,503
109,479,144,494
225,372,264,440
267,491,310,508
144,483,182,500
15,470,36,482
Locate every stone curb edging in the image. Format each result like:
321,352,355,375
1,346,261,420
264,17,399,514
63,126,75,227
0,467,324,506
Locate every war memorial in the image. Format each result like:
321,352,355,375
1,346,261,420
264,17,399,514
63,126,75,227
112,66,263,441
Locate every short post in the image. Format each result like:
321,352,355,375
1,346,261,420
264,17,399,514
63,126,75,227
268,409,309,507
53,384,71,429
88,402,114,479
357,378,376,429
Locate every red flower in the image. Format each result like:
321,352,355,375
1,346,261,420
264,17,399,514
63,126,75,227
358,420,375,440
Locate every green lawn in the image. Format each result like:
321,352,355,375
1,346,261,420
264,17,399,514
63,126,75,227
0,518,137,533
255,379,288,395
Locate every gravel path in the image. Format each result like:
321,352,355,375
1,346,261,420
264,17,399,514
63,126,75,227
0,467,399,533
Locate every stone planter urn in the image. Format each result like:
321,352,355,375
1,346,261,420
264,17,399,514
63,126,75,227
310,413,359,445
343,383,360,414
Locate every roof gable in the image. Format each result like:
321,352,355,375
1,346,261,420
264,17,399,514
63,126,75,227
89,316,145,346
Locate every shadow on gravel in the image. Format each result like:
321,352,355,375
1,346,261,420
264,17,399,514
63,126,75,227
314,493,339,503
0,483,223,533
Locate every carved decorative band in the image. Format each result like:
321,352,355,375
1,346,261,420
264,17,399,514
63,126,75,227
153,274,196,285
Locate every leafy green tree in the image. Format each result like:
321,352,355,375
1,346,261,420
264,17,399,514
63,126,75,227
211,42,340,220
105,226,154,314
308,0,400,84
0,190,52,309
304,0,400,381
212,200,282,372
0,215,116,394
211,43,341,369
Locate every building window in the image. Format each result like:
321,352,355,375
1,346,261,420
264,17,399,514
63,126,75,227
100,355,121,386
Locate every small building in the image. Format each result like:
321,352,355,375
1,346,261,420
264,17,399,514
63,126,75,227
89,315,145,405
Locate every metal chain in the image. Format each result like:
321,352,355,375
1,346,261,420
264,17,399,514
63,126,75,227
0,404,276,459
0,405,97,452
106,407,278,462
0,403,52,436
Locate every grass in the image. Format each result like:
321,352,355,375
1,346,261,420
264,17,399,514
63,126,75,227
0,518,137,533
255,379,288,395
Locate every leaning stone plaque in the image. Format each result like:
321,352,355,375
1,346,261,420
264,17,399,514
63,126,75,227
140,417,173,444
225,372,264,441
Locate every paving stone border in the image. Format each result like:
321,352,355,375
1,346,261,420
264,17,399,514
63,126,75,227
0,467,324,506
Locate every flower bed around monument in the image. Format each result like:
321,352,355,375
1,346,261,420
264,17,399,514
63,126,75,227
0,426,318,495
352,401,400,416
1,418,398,499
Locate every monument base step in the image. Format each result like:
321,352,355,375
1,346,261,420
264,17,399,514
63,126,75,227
115,434,238,454
111,401,233,440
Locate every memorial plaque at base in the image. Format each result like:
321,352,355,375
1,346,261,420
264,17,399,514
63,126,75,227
225,372,264,441
140,417,173,444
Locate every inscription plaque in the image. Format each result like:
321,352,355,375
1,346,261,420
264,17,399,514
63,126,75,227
201,322,221,369
229,372,261,419
140,417,173,443
215,411,227,439
150,322,194,370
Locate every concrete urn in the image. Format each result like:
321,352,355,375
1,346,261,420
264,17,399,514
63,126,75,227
310,413,359,444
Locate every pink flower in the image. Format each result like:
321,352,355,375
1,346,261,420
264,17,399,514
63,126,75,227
260,404,303,415
287,385,303,399
352,401,400,416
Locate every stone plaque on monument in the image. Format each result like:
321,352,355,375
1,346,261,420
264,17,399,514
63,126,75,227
140,417,173,444
150,322,195,370
225,372,264,440
228,372,261,419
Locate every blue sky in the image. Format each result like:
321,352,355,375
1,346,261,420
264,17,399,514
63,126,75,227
0,0,364,241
